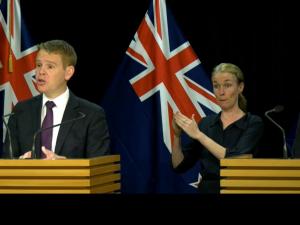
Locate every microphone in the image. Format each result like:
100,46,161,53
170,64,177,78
2,112,15,159
264,105,288,158
31,111,86,159
265,105,284,114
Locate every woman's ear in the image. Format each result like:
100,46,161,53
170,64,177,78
238,82,244,93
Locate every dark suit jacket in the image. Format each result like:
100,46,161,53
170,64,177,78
3,92,110,158
292,113,300,158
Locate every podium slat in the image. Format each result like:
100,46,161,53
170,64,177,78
221,189,300,194
0,155,120,167
221,179,300,188
0,164,120,177
220,158,300,167
221,169,300,177
0,183,122,194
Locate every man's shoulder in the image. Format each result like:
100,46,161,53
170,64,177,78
71,94,104,113
15,94,42,110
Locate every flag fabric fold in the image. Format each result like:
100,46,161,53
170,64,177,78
102,0,220,193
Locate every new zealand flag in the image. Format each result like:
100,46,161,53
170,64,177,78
0,0,39,155
101,0,220,193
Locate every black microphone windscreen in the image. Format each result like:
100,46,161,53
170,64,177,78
274,105,284,113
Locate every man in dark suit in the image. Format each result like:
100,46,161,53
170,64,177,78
2,40,110,159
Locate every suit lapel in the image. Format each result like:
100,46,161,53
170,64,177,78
31,95,43,131
32,95,43,157
55,93,79,155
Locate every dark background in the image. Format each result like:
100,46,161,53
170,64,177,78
1,0,299,212
21,0,300,157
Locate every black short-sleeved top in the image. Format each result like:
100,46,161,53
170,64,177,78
173,112,264,193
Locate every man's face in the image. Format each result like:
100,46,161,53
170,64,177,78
35,49,74,98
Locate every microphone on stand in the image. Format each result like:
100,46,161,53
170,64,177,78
2,112,15,159
31,111,86,159
264,105,288,158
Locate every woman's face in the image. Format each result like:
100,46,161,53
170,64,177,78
212,72,244,111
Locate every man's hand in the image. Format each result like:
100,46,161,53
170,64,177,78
19,151,32,159
41,146,67,160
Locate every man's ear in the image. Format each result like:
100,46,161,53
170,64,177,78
65,65,75,81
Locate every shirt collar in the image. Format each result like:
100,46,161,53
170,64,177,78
210,112,249,130
42,88,70,108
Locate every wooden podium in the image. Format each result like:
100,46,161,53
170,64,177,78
220,158,300,194
0,155,121,194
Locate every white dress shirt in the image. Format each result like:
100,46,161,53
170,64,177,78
41,88,69,152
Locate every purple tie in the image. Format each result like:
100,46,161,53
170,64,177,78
41,101,56,152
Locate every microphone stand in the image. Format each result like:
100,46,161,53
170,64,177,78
31,112,86,159
2,113,15,159
265,110,288,159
